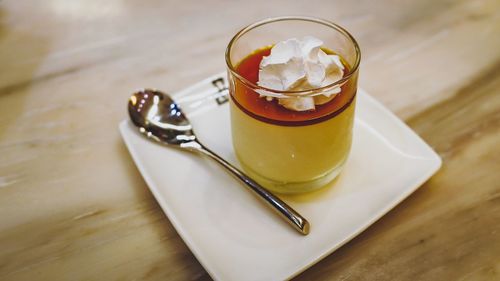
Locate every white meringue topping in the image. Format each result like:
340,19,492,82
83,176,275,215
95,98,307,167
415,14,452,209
257,36,345,111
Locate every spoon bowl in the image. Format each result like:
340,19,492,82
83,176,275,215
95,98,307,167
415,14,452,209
128,89,310,235
128,89,196,146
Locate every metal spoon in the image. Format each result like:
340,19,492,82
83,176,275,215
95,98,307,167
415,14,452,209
128,89,310,235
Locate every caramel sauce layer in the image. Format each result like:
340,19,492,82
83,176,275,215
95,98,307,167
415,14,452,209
231,47,357,126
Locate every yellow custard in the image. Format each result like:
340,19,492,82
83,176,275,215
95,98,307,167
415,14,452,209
230,97,355,193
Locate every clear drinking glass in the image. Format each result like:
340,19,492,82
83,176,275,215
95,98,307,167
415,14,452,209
225,16,361,194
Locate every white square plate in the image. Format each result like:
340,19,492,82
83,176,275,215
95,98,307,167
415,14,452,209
119,73,441,281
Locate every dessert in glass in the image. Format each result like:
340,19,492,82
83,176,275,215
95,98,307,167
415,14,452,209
225,16,360,194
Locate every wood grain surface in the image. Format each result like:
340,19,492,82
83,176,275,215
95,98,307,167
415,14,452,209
0,0,499,280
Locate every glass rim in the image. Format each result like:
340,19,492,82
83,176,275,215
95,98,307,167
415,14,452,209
225,16,361,97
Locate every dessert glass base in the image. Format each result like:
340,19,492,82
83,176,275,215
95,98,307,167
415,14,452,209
239,155,347,194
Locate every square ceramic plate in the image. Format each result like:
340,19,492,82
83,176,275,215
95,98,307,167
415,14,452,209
119,73,441,281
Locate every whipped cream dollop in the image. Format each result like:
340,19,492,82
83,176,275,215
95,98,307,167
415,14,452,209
257,36,345,111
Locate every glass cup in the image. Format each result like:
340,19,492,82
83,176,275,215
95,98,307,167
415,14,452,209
225,16,360,194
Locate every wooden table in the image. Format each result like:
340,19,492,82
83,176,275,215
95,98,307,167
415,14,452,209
1,1,499,280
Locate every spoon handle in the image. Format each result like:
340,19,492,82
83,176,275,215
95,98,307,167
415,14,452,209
186,141,310,235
